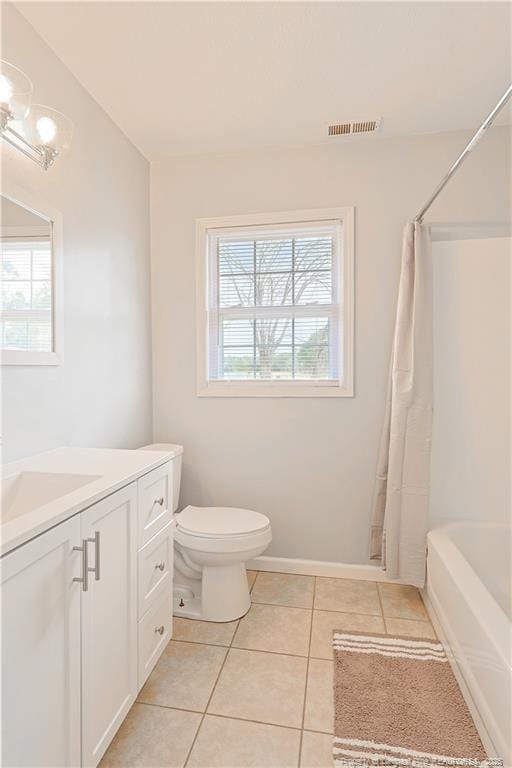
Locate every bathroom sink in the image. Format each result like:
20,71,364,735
1,471,102,523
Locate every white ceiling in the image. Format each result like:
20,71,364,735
16,1,512,159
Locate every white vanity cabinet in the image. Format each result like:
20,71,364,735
1,458,174,768
80,484,138,767
1,515,82,768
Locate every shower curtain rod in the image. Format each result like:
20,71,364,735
414,84,512,223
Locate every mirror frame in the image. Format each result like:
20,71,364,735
1,176,63,366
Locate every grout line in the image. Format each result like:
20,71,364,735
139,701,334,735
217,644,310,661
376,580,387,630
307,605,382,616
248,572,258,593
183,605,239,767
136,701,204,716
195,711,307,733
377,582,430,625
251,599,314,610
175,601,384,619
169,637,235,649
249,571,261,593
229,641,309,658
297,575,317,766
251,599,381,616
251,568,391,581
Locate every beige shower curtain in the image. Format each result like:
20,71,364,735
370,222,433,588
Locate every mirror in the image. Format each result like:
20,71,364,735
1,195,53,354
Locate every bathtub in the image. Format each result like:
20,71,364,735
426,522,511,764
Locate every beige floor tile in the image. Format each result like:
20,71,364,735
314,578,381,616
252,572,315,608
187,715,301,768
300,731,334,768
98,703,201,768
378,583,428,620
303,659,334,734
233,603,312,656
172,617,238,646
138,641,226,712
208,648,308,728
385,617,437,639
247,570,258,590
310,610,385,659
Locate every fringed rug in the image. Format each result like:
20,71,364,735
332,631,495,768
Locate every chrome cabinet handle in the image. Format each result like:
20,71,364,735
155,625,165,635
87,531,100,581
73,539,89,592
155,562,165,572
154,497,164,507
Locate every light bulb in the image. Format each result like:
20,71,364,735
0,74,13,106
36,115,57,144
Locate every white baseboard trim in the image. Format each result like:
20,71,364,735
247,554,406,582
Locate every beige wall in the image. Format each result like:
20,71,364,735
151,127,510,564
430,237,510,526
2,5,153,462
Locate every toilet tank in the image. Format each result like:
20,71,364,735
139,443,184,513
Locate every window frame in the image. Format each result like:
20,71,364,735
196,207,354,398
1,179,63,367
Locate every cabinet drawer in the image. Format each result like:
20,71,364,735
138,523,174,617
138,590,172,691
138,463,172,547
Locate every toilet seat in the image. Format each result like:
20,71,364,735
176,505,270,539
175,505,272,556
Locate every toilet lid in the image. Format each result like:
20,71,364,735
176,505,270,538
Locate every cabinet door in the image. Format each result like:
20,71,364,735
81,484,138,767
1,516,81,768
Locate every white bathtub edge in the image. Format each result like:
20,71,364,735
422,584,501,762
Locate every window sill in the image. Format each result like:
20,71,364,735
1,350,62,366
197,381,354,398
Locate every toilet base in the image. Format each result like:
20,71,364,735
173,593,202,620
173,562,251,622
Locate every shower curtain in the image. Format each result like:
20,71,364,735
370,222,433,588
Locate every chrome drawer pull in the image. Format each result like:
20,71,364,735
87,531,100,581
155,561,165,572
154,497,165,507
73,540,89,592
155,625,165,635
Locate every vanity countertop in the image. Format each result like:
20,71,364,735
1,446,179,556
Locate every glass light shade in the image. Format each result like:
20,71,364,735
23,104,74,156
0,60,33,120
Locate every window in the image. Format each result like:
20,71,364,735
196,208,354,397
1,237,52,353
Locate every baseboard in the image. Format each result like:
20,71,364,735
247,554,406,582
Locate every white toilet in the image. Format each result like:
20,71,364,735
141,443,272,622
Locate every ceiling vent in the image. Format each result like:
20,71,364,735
328,123,351,136
328,119,381,137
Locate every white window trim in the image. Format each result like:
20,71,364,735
1,177,63,366
196,207,354,398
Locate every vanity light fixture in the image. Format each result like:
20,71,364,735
0,59,74,170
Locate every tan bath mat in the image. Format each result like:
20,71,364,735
332,630,494,767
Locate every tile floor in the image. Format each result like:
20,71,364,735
99,571,435,768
